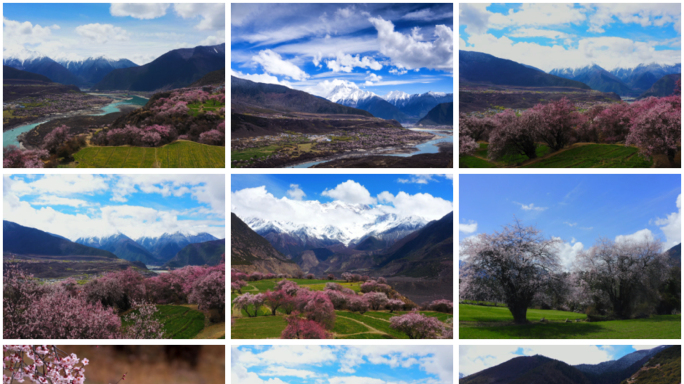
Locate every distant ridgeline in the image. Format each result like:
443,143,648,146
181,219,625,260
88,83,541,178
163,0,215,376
3,43,225,91
460,50,681,98
461,345,680,384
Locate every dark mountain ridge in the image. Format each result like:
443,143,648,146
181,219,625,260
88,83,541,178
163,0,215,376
417,102,453,126
164,239,225,268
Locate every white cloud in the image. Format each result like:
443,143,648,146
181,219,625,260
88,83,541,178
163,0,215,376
588,4,681,33
403,9,453,22
253,49,309,81
110,3,170,20
303,79,358,98
235,346,337,368
232,184,452,245
631,345,660,351
654,194,681,249
326,52,382,73
515,202,547,212
322,180,376,205
3,17,55,43
389,68,408,75
509,28,572,40
554,238,584,270
459,221,477,234
564,222,577,227
328,377,402,384
261,367,317,378
199,31,225,46
365,73,383,85
287,184,306,201
459,3,492,35
31,196,91,208
75,23,131,44
488,4,586,29
615,228,655,245
397,175,436,184
173,3,225,30
3,175,225,241
460,345,615,377
369,17,453,71
231,69,292,88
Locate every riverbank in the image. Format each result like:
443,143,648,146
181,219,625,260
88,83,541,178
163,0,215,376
311,143,453,168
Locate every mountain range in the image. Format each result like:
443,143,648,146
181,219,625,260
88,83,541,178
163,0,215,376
460,346,679,384
163,239,225,269
460,50,681,98
322,82,453,123
550,62,681,96
78,232,219,265
417,102,453,126
235,208,453,280
93,44,225,91
4,43,225,91
4,220,117,258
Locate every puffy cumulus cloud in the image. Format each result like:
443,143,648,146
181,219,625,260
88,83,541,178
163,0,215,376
553,238,584,270
287,184,306,201
322,180,376,205
110,3,170,20
3,17,55,43
369,17,453,71
654,194,681,249
303,79,358,98
335,5,356,19
459,221,477,234
75,23,131,44
5,174,108,197
326,52,383,73
459,3,492,35
460,345,615,377
231,69,292,88
376,191,453,220
588,4,681,33
173,3,225,30
253,49,309,81
615,228,655,245
365,73,383,83
389,68,408,75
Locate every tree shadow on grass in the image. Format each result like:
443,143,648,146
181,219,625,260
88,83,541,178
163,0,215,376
460,322,607,339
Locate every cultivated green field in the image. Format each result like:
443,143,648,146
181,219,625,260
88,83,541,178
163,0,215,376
459,304,681,339
72,141,225,168
231,278,453,339
121,304,224,339
460,143,653,168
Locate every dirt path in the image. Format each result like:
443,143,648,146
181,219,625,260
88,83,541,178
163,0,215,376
334,316,386,337
194,323,225,339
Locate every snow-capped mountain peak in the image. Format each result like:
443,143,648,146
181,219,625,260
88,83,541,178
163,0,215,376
325,82,377,104
383,90,411,103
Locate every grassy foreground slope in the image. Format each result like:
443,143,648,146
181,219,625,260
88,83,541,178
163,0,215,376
122,304,224,339
460,143,654,168
459,304,681,339
72,140,224,168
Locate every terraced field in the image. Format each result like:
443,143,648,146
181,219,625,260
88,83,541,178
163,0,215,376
460,143,654,168
231,278,453,339
72,141,225,168
121,304,224,339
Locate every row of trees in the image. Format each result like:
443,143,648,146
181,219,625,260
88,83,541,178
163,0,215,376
4,260,225,339
460,86,681,164
231,270,453,339
459,220,679,323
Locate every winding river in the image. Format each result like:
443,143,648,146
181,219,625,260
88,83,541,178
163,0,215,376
3,95,148,148
288,128,453,168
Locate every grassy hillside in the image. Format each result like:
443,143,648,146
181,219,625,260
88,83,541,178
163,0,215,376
72,141,224,168
164,239,225,268
622,346,681,384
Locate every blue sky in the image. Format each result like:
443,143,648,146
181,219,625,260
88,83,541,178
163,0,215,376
459,3,681,71
3,3,225,65
231,3,453,96
3,174,225,240
460,174,681,269
233,345,453,384
460,345,668,377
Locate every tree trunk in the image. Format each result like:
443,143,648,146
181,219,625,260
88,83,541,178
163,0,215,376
667,148,676,165
509,304,529,324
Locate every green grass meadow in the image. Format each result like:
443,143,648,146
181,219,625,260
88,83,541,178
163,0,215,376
460,143,653,168
72,141,224,168
459,304,681,339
